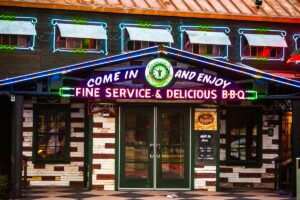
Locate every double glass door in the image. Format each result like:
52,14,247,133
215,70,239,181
119,106,190,189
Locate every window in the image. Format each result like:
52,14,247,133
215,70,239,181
126,41,164,51
226,107,262,166
0,34,31,47
180,28,231,60
57,36,97,50
52,19,108,54
33,104,70,163
239,29,287,61
192,44,225,57
120,24,174,53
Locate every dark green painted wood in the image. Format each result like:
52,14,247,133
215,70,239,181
292,100,300,197
84,101,93,190
11,95,23,199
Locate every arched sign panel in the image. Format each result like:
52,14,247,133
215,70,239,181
59,58,257,101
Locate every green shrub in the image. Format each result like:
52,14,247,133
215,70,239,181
0,175,8,200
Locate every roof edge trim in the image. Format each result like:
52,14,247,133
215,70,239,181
0,1,300,24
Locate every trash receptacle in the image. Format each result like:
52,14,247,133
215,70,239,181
297,158,300,200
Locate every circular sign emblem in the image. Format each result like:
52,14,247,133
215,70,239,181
145,58,174,88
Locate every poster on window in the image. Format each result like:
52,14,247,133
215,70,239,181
194,109,217,131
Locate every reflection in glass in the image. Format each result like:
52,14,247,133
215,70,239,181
160,112,184,179
124,112,150,179
37,110,66,159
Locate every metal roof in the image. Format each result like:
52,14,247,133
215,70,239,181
185,31,231,45
0,20,36,35
126,27,174,43
244,34,288,47
0,0,300,23
57,23,107,39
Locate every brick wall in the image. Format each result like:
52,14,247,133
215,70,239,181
219,114,279,188
194,166,217,191
92,113,115,190
22,99,85,187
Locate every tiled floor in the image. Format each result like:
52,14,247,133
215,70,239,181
19,188,295,200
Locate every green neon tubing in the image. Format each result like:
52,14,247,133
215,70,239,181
59,87,74,97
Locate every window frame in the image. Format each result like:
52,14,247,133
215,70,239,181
32,104,71,164
225,106,262,167
239,28,286,61
292,34,300,64
0,17,37,51
51,19,108,54
120,23,173,53
179,25,230,60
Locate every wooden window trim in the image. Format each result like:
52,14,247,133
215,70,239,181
32,104,71,164
225,106,262,167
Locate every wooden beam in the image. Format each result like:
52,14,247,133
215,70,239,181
0,1,299,24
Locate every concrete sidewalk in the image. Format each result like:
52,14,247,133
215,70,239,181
19,187,295,200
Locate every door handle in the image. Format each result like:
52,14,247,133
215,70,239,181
149,144,154,158
156,144,161,158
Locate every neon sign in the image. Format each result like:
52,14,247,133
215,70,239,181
59,58,257,101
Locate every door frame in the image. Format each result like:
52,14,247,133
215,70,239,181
117,105,192,190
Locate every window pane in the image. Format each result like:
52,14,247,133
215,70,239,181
66,38,75,48
206,45,213,55
149,42,156,47
193,44,199,54
74,38,81,48
35,105,69,162
10,35,18,46
127,41,134,51
17,35,28,47
2,35,9,45
89,39,96,49
82,38,89,49
141,41,148,49
251,47,257,56
270,48,277,58
58,37,66,48
227,108,261,164
134,41,142,50
199,44,206,54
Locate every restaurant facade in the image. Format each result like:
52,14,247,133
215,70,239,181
0,0,300,198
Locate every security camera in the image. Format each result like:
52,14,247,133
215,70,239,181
255,0,263,9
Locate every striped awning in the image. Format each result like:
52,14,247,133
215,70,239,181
126,27,174,43
244,34,287,47
0,20,36,35
185,31,231,45
57,23,107,39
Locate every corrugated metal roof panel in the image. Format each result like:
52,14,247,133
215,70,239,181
244,34,288,47
57,23,107,39
0,20,36,35
186,31,231,45
126,27,174,43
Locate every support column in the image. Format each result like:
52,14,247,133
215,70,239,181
11,95,24,199
292,100,300,197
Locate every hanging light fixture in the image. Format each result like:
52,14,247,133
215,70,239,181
255,0,263,9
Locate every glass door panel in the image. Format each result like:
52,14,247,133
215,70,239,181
120,107,153,188
156,107,190,188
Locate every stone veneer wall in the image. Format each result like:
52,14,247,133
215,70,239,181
220,114,279,188
92,113,115,190
22,99,85,187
